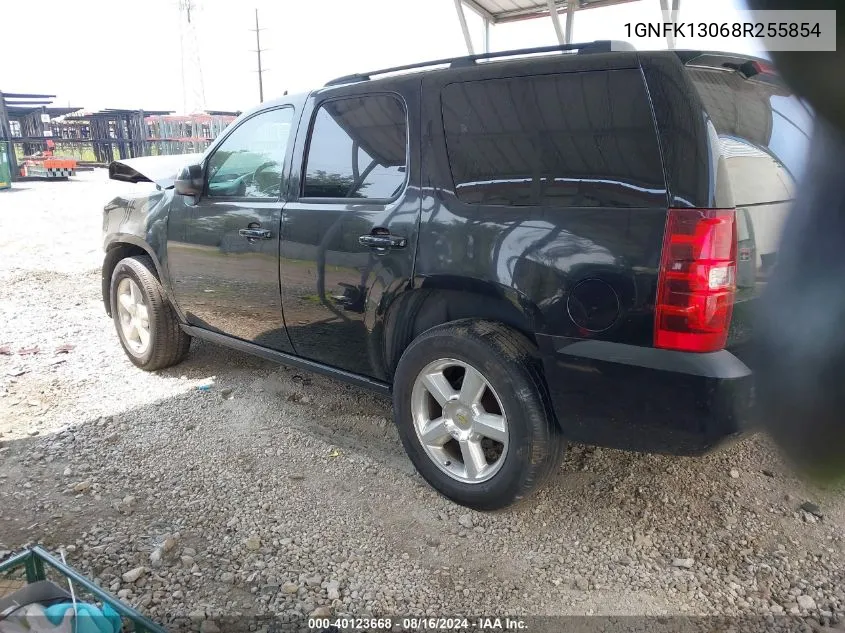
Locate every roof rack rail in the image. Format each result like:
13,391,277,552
324,40,635,87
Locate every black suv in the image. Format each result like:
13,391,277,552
103,41,811,510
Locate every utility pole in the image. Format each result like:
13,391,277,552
252,8,265,103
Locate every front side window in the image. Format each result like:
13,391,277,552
302,95,408,200
206,107,294,198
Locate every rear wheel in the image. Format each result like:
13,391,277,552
392,320,564,510
110,255,191,371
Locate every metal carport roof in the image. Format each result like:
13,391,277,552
454,0,681,53
460,0,640,24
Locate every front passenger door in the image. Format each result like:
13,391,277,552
166,106,296,352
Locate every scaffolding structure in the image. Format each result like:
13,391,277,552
144,112,239,155
0,92,82,179
66,109,174,163
0,92,238,179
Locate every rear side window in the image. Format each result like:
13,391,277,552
302,95,408,200
440,70,666,208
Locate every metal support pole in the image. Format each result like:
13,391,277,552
454,0,475,55
566,0,577,45
660,0,681,49
547,0,566,45
0,92,18,181
483,18,490,53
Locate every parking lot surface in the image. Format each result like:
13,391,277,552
1,172,844,628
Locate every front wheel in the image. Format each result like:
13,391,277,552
110,255,191,371
392,320,564,510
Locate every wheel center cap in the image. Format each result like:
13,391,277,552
443,402,473,439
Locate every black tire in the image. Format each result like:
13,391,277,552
110,255,191,371
392,319,565,510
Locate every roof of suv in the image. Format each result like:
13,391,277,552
323,40,638,88
255,43,777,114
312,43,776,99
254,41,641,113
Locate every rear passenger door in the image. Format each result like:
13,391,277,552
279,79,421,379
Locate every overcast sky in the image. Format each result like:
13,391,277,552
3,0,760,114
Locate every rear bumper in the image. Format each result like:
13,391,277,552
536,335,755,456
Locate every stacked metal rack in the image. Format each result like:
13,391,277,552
0,92,239,179
143,112,237,156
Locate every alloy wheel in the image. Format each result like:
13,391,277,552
116,277,151,355
410,358,509,483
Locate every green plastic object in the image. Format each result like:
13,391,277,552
0,142,11,190
0,547,167,633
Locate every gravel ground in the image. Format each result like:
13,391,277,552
1,171,845,631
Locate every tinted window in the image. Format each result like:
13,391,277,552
302,95,408,200
441,70,666,208
206,107,293,198
687,67,812,203
686,66,814,294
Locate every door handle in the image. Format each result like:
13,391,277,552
239,228,272,240
358,234,407,249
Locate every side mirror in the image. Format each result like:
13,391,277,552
174,163,204,197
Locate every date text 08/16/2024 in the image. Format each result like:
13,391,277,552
307,617,528,631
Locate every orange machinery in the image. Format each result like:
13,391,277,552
19,141,77,179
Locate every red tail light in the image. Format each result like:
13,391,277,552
654,208,737,353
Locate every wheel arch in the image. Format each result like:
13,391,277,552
102,238,165,317
381,276,544,380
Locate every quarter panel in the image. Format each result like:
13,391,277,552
640,52,734,209
418,66,668,347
